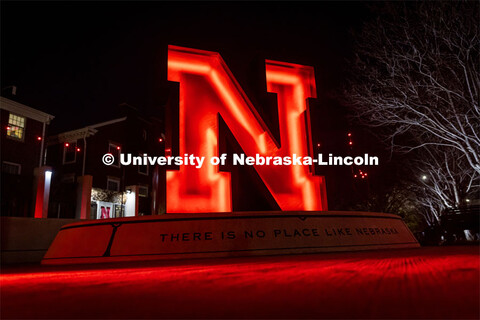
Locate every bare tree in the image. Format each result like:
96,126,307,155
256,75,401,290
351,183,423,231
412,147,479,226
345,1,480,174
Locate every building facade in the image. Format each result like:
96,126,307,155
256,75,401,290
46,104,165,219
1,96,54,217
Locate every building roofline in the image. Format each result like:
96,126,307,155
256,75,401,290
47,127,98,146
46,117,127,145
0,96,55,124
88,117,127,129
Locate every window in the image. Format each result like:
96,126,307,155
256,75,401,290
138,185,149,198
2,161,21,175
6,113,26,141
138,153,148,175
108,143,121,168
63,142,77,164
107,177,120,191
114,204,124,218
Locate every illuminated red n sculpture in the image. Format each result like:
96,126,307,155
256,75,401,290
166,45,327,213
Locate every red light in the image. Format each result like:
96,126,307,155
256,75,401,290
2,247,478,319
117,146,121,150
37,136,42,141
76,148,81,152
166,45,327,212
364,173,367,177
158,138,164,143
361,175,365,179
348,133,352,137
349,141,353,145
6,126,11,130
317,143,321,147
354,175,357,178
65,143,69,147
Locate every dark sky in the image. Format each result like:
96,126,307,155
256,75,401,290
3,1,403,211
1,1,370,133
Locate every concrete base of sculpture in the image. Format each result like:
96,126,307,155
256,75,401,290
42,211,419,265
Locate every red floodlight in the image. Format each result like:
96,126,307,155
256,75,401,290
65,143,69,147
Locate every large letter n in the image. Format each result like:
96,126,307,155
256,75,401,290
166,45,327,213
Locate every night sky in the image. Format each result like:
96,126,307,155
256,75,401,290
2,1,370,133
2,1,388,210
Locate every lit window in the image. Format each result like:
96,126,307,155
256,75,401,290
108,143,121,168
138,185,149,198
107,177,120,191
113,204,124,218
63,142,77,164
2,161,21,175
7,113,26,141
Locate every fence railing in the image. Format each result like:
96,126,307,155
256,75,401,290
442,205,480,216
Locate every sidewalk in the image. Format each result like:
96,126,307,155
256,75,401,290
1,246,479,319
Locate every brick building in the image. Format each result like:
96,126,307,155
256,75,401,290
1,95,54,217
46,104,165,219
